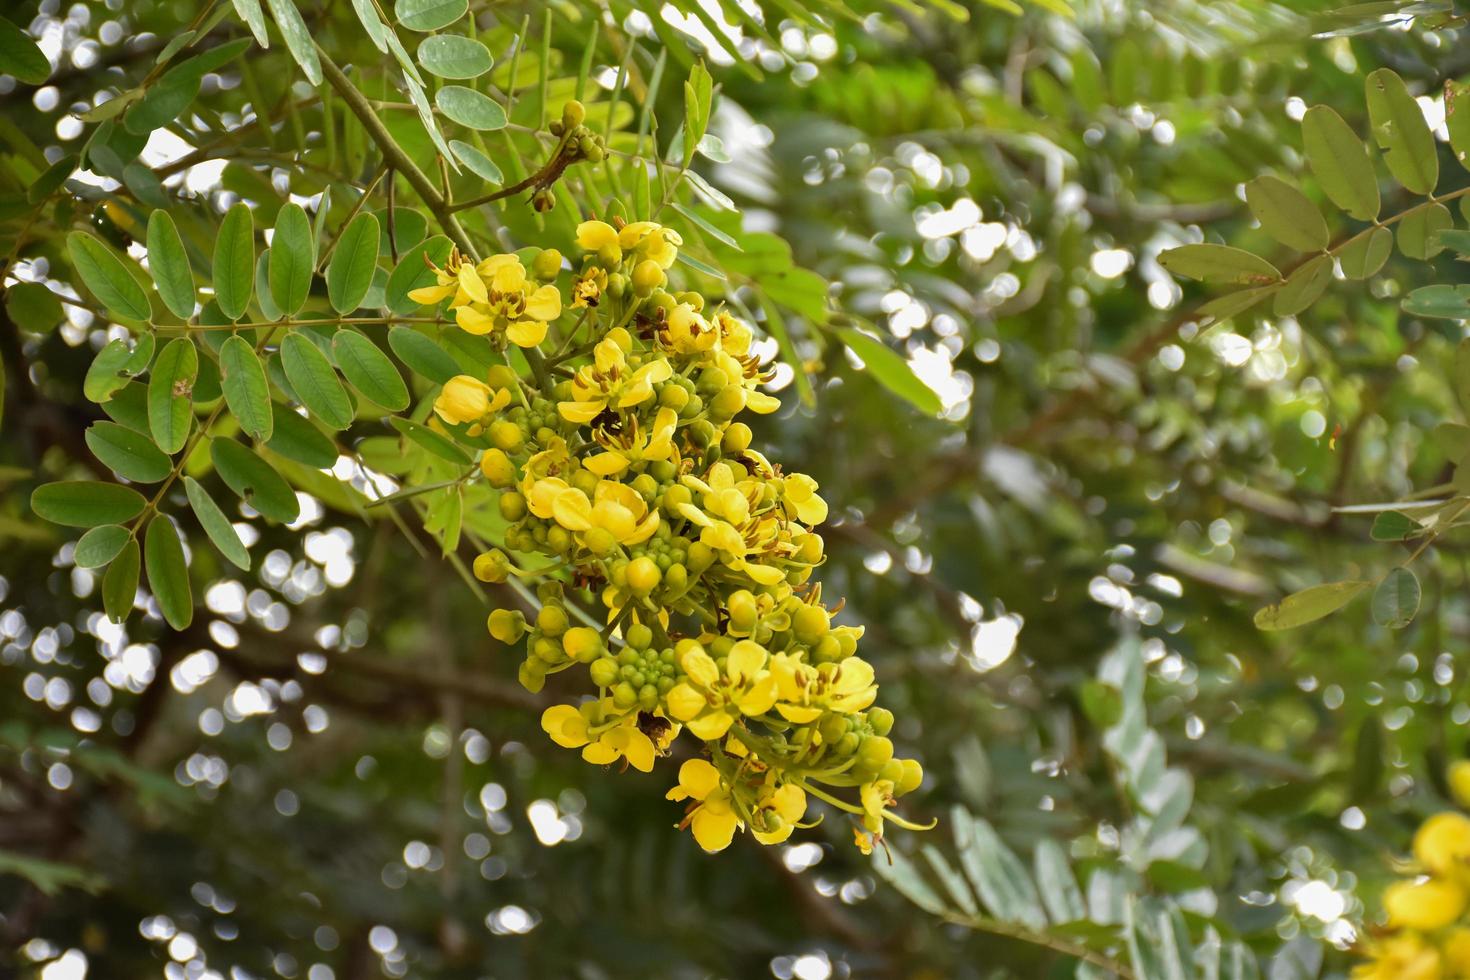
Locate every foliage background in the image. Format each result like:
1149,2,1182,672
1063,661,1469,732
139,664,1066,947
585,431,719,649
2,0,1468,977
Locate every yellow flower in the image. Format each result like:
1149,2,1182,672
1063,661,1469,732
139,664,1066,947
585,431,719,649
619,221,682,268
558,329,673,425
418,252,561,349
770,654,878,724
783,473,829,526
576,220,622,263
1416,813,1470,879
666,758,739,852
661,302,717,355
547,478,660,547
433,375,511,425
1353,934,1442,980
1385,877,1468,931
751,782,807,845
571,268,607,308
665,640,777,740
677,463,787,586
1451,762,1470,810
541,701,655,772
860,778,896,833
853,827,877,855
584,406,680,477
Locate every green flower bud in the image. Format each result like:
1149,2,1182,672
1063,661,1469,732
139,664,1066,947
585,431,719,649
722,422,752,454
612,682,638,708
480,448,516,487
819,714,848,746
590,657,620,687
868,706,895,736
792,604,830,645
499,491,528,522
563,626,602,662
473,549,512,583
626,623,654,650
518,660,546,693
489,419,523,452
487,609,526,644
532,248,563,280
664,563,688,593
627,556,661,596
562,100,586,128
659,384,690,412
897,759,924,795
856,735,894,772
710,384,747,421
632,259,665,296
537,604,570,637
687,541,716,573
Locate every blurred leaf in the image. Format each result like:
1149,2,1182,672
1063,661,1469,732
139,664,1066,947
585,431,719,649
837,326,942,416
954,810,1047,931
0,16,50,84
1034,839,1086,925
1158,244,1280,285
0,851,101,896
1370,511,1420,541
1254,580,1371,630
1397,202,1451,260
1245,177,1328,252
67,232,151,322
5,281,64,332
1403,284,1470,319
1372,567,1421,628
390,416,472,463
1339,226,1394,279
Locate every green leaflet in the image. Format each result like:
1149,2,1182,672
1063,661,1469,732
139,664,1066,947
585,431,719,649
145,210,195,319
147,337,198,454
219,336,273,441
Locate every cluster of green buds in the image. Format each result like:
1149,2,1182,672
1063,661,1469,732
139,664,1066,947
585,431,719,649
413,213,929,853
530,100,607,212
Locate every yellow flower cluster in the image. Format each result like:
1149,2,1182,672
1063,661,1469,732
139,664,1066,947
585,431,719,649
413,216,927,854
1355,764,1470,979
